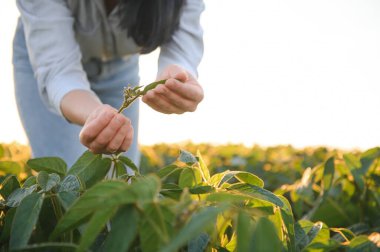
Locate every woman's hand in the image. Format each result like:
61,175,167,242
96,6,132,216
142,64,204,114
79,104,133,154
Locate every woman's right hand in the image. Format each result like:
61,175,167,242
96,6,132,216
79,104,133,154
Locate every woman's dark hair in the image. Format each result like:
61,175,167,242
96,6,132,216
118,0,186,53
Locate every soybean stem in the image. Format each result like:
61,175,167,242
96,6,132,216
117,79,167,114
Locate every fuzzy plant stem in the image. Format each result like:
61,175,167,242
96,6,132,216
117,79,167,114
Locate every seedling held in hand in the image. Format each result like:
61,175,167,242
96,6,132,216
117,79,167,113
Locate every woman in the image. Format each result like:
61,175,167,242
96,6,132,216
13,0,204,166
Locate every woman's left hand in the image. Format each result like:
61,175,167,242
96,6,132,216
142,65,204,114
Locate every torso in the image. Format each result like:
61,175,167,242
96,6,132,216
64,0,141,62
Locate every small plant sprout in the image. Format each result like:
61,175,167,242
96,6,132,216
117,79,167,113
112,79,167,166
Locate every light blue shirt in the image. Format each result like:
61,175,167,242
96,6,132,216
16,0,204,115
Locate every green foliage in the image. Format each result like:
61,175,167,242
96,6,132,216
0,175,20,199
37,171,60,192
10,192,44,250
0,143,379,251
68,151,112,188
100,205,139,252
27,157,67,176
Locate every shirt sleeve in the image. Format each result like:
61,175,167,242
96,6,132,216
158,0,205,78
16,0,93,116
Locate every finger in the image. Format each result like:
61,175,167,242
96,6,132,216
106,124,130,153
120,127,134,152
142,90,183,114
154,85,197,112
90,114,128,152
165,78,204,102
80,106,116,145
172,70,188,83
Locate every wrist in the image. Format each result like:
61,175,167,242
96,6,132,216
60,90,102,125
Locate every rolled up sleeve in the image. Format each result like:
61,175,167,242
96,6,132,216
16,0,93,116
158,0,205,78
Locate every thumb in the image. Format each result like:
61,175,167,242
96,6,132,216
167,65,188,83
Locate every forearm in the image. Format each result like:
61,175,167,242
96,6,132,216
60,90,102,125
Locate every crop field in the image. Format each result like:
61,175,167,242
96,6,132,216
0,142,379,251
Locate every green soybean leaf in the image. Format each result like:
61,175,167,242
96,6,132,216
207,191,252,203
160,206,224,252
142,79,166,94
157,165,180,178
119,156,139,174
178,149,198,165
0,174,20,200
0,207,16,243
115,160,127,177
197,150,210,182
268,206,283,238
23,176,37,188
304,222,331,251
68,151,112,188
245,199,276,217
0,161,22,174
6,185,38,207
234,171,264,187
37,171,60,192
360,147,380,174
322,157,335,198
101,205,139,252
58,174,82,192
228,183,284,207
10,242,77,251
344,154,365,191
331,228,355,242
251,217,283,251
213,170,264,189
52,175,158,234
209,172,226,187
10,192,44,250
179,168,197,188
278,195,296,252
139,203,170,252
225,232,237,252
51,181,136,239
130,175,161,204
189,185,214,194
69,150,96,171
344,153,361,169
295,220,323,250
237,211,252,252
57,191,78,211
220,171,264,188
295,220,313,249
27,157,67,176
160,183,183,200
348,235,379,251
188,233,209,252
77,207,117,252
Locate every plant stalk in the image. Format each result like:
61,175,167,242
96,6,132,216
117,79,167,114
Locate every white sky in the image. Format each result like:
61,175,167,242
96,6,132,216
1,0,380,150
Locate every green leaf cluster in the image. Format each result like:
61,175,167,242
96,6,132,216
0,145,378,251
